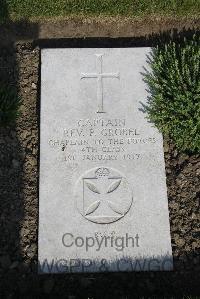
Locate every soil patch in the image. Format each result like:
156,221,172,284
0,16,200,46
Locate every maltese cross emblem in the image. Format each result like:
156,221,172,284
75,167,133,224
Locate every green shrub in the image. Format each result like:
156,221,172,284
144,35,200,153
0,83,21,126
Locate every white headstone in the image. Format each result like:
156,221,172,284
39,48,173,273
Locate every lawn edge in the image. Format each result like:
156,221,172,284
0,15,199,46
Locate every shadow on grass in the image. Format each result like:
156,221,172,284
0,12,199,297
0,0,9,24
0,0,38,47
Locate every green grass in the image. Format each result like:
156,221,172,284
0,0,200,22
144,35,200,153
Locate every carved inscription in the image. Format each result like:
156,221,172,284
47,118,157,163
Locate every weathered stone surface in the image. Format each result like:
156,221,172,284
39,48,173,273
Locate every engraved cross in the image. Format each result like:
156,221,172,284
81,54,120,113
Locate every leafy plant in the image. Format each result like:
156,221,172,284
144,35,200,153
0,83,21,126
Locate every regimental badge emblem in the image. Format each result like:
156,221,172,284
75,167,133,224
